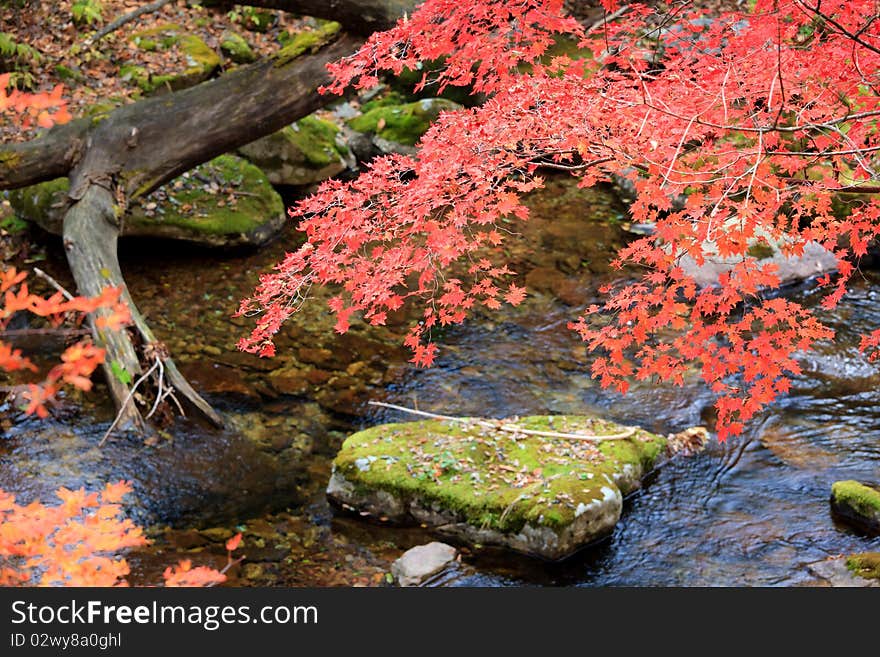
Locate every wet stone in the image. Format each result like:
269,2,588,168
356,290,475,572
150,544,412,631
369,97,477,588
391,542,458,587
327,415,668,560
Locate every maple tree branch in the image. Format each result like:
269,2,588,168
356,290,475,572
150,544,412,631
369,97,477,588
368,401,640,441
793,0,880,57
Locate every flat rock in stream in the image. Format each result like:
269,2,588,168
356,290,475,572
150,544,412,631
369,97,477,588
807,555,880,587
391,542,458,586
679,241,838,289
326,415,667,560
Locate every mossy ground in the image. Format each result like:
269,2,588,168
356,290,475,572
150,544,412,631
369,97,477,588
845,552,880,580
832,480,880,517
333,416,665,533
220,32,255,64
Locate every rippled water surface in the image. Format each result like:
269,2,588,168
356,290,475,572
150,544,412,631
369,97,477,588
2,177,878,586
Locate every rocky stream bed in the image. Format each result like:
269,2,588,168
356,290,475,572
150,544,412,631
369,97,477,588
2,171,879,586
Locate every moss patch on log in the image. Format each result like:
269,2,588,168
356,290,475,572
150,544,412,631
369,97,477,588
274,21,341,67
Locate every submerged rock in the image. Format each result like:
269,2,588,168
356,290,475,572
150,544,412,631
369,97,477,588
845,552,880,581
391,542,458,586
238,116,353,186
831,480,880,535
8,155,285,248
807,555,880,587
327,415,667,560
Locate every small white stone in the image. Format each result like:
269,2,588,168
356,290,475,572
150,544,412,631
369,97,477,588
391,542,458,587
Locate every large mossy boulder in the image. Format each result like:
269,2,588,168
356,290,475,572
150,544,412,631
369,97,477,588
123,24,220,94
9,155,285,248
327,415,667,560
237,116,353,186
345,98,461,160
831,480,880,535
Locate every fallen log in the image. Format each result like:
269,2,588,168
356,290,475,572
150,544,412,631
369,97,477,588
0,1,417,433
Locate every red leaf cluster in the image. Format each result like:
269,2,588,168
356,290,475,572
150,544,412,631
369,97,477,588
0,482,238,587
239,0,879,437
1,267,131,417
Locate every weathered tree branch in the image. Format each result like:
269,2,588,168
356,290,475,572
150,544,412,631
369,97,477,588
203,0,417,34
69,31,363,201
0,117,89,190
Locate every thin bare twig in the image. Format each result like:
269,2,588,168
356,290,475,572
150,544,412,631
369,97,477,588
91,0,174,42
368,401,639,441
99,358,159,446
32,267,74,301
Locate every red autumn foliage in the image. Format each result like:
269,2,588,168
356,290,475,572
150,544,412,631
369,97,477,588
0,266,131,417
0,482,238,587
240,0,880,439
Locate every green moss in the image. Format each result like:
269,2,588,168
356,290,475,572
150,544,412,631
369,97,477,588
0,215,28,234
360,91,408,114
289,116,347,166
8,177,69,226
127,155,283,236
333,415,666,533
347,98,461,146
274,22,341,67
119,64,149,88
8,156,283,242
179,34,220,70
54,64,84,83
130,23,184,44
832,480,880,517
746,241,775,259
220,32,255,64
0,149,22,169
125,27,219,93
845,552,880,580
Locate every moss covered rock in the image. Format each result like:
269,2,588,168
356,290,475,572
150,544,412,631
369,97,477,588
125,24,220,94
237,116,352,186
327,415,667,559
846,552,880,580
346,98,461,158
8,155,285,248
219,31,256,64
831,480,880,535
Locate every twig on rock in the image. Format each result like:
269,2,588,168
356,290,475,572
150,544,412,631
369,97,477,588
367,400,639,441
